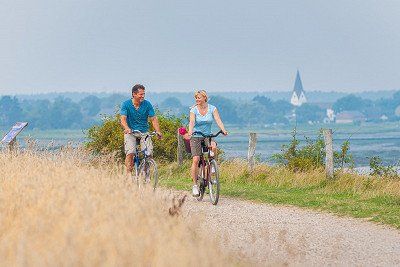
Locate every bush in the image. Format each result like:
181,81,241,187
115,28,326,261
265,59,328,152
369,156,399,179
272,129,353,172
150,114,183,161
85,112,183,162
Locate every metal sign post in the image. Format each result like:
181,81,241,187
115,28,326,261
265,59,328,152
1,122,29,151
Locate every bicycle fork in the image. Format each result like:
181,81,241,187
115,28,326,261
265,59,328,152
133,156,140,185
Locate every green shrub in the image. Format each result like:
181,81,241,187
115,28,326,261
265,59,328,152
369,156,399,179
85,114,125,161
85,112,184,162
272,129,353,172
150,113,183,161
334,140,354,169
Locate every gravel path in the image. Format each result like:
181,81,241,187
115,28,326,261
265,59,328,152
168,191,400,266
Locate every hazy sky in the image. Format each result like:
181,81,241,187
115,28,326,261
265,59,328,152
1,0,399,94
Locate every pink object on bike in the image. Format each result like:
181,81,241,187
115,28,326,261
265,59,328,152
178,127,187,135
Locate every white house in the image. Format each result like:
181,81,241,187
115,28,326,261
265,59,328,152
290,70,307,106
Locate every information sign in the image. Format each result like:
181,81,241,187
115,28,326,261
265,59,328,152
1,122,29,144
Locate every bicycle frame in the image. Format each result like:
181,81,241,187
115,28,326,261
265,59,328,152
198,138,213,184
193,130,223,204
130,130,156,182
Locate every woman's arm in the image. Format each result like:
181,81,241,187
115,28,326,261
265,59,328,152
213,108,228,135
188,112,196,136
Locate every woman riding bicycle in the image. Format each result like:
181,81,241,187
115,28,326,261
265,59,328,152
188,90,228,197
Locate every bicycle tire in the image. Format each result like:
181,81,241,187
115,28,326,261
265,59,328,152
208,159,220,205
138,158,158,190
196,163,206,201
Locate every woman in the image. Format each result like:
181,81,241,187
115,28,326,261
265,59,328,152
188,90,228,196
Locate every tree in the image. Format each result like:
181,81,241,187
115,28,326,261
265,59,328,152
100,93,127,110
158,97,187,116
252,96,291,124
253,96,273,108
0,96,23,127
49,97,83,129
79,95,101,117
22,99,52,129
333,94,367,113
209,96,241,124
237,102,268,125
295,104,324,123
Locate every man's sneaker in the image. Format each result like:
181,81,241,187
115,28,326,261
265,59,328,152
192,185,200,196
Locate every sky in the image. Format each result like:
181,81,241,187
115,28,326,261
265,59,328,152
0,0,399,94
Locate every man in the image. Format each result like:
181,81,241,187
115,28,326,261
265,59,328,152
120,84,162,174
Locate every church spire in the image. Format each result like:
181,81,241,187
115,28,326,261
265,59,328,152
290,70,307,106
293,70,304,97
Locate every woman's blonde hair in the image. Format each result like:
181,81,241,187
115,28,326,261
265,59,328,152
194,90,208,102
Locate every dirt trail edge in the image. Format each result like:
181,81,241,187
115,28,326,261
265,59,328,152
168,191,400,266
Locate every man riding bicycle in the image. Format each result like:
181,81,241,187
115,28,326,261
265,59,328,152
120,84,162,175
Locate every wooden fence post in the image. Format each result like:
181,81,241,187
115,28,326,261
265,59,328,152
8,138,16,153
248,133,257,170
177,131,184,165
323,129,334,179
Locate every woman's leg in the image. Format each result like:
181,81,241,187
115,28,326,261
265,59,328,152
211,141,217,155
191,156,200,184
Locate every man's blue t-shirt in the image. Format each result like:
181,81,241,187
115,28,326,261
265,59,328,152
120,99,155,132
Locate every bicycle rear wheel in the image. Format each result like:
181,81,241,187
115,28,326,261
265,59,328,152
138,158,158,190
196,163,206,201
208,159,220,205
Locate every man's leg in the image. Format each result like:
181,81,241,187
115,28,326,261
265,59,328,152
124,134,136,176
125,153,134,173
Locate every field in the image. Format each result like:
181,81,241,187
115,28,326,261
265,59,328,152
0,149,240,266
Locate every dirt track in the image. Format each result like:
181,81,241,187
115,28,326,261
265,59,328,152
167,191,400,266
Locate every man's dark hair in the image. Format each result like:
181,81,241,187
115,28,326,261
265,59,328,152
132,84,145,95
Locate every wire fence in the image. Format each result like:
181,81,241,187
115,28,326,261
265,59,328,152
213,127,400,170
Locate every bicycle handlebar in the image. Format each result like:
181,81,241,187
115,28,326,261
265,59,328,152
129,130,158,140
192,130,224,138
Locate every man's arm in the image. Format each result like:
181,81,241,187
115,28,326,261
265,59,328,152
120,115,131,134
149,116,162,137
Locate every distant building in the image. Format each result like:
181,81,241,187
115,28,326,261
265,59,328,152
325,108,335,123
290,70,307,106
336,111,366,124
380,115,388,121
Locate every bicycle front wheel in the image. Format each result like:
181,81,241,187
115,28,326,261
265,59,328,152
208,159,220,205
138,158,158,190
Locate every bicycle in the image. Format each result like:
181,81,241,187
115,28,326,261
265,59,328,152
192,130,224,205
129,130,158,190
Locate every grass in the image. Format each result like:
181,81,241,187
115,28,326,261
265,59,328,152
0,150,241,266
159,159,400,229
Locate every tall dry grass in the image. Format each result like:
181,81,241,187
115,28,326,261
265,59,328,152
0,149,236,266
